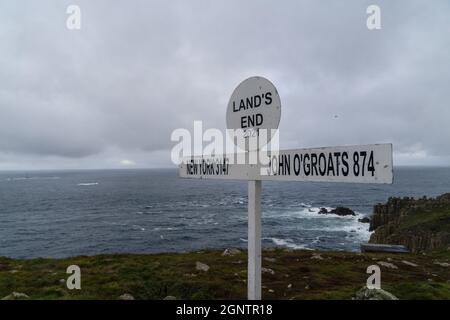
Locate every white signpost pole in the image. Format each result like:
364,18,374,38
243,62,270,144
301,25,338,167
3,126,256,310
248,180,262,300
225,76,281,300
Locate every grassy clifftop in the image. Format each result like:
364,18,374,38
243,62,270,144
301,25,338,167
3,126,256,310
370,193,450,252
1,249,449,300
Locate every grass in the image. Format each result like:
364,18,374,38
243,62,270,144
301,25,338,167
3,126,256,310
398,205,450,233
0,249,449,300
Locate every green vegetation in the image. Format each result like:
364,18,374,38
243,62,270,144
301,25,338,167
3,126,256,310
1,249,449,300
369,193,450,252
399,205,450,233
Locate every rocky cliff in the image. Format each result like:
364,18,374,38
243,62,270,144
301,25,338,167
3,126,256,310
369,193,450,252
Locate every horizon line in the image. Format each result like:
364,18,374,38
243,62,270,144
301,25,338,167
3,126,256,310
0,164,450,173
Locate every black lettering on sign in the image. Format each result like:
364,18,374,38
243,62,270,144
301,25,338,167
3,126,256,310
240,116,247,128
238,100,245,111
304,154,310,176
333,152,341,176
254,95,262,108
265,92,272,105
232,101,241,112
352,151,376,177
342,152,349,176
246,97,253,109
263,149,377,179
232,92,272,113
187,160,199,175
327,153,336,176
360,151,367,176
293,154,301,176
318,153,326,176
185,159,231,176
186,161,192,175
311,153,318,176
368,151,375,176
278,154,291,175
241,114,263,129
353,152,360,176
270,155,278,175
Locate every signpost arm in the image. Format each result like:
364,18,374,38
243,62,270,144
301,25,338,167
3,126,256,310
248,180,262,300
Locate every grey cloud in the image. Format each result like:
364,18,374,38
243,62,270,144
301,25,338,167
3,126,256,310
0,0,449,169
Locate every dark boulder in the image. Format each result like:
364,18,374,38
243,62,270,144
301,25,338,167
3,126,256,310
318,208,328,214
359,217,371,223
330,207,356,216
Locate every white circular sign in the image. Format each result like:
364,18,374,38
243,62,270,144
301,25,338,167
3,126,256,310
226,76,281,151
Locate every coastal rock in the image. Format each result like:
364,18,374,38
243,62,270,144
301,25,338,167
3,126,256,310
434,261,450,267
184,273,197,277
377,261,398,269
354,287,398,300
196,261,210,272
358,217,371,223
402,260,418,267
261,267,275,275
310,253,324,260
318,207,355,216
369,194,450,252
264,257,276,263
330,207,356,216
1,292,30,300
222,248,241,256
119,293,135,300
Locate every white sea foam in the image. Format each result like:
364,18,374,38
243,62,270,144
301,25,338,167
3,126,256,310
264,205,373,244
265,237,312,250
5,176,60,181
300,202,312,208
77,182,99,186
153,227,177,231
132,225,145,231
264,206,339,219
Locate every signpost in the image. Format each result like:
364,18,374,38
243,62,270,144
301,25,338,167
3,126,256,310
179,144,393,184
178,76,393,300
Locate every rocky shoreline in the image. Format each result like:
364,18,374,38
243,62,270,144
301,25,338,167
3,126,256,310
369,193,450,253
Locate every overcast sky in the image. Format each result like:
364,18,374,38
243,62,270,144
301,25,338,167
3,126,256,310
0,0,449,170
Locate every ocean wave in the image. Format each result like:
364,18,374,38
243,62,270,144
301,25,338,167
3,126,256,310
132,225,145,231
264,206,346,220
5,176,60,181
302,224,372,239
264,237,312,250
152,227,177,231
77,182,99,186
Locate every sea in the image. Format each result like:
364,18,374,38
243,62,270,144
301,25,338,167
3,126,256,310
0,167,449,259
